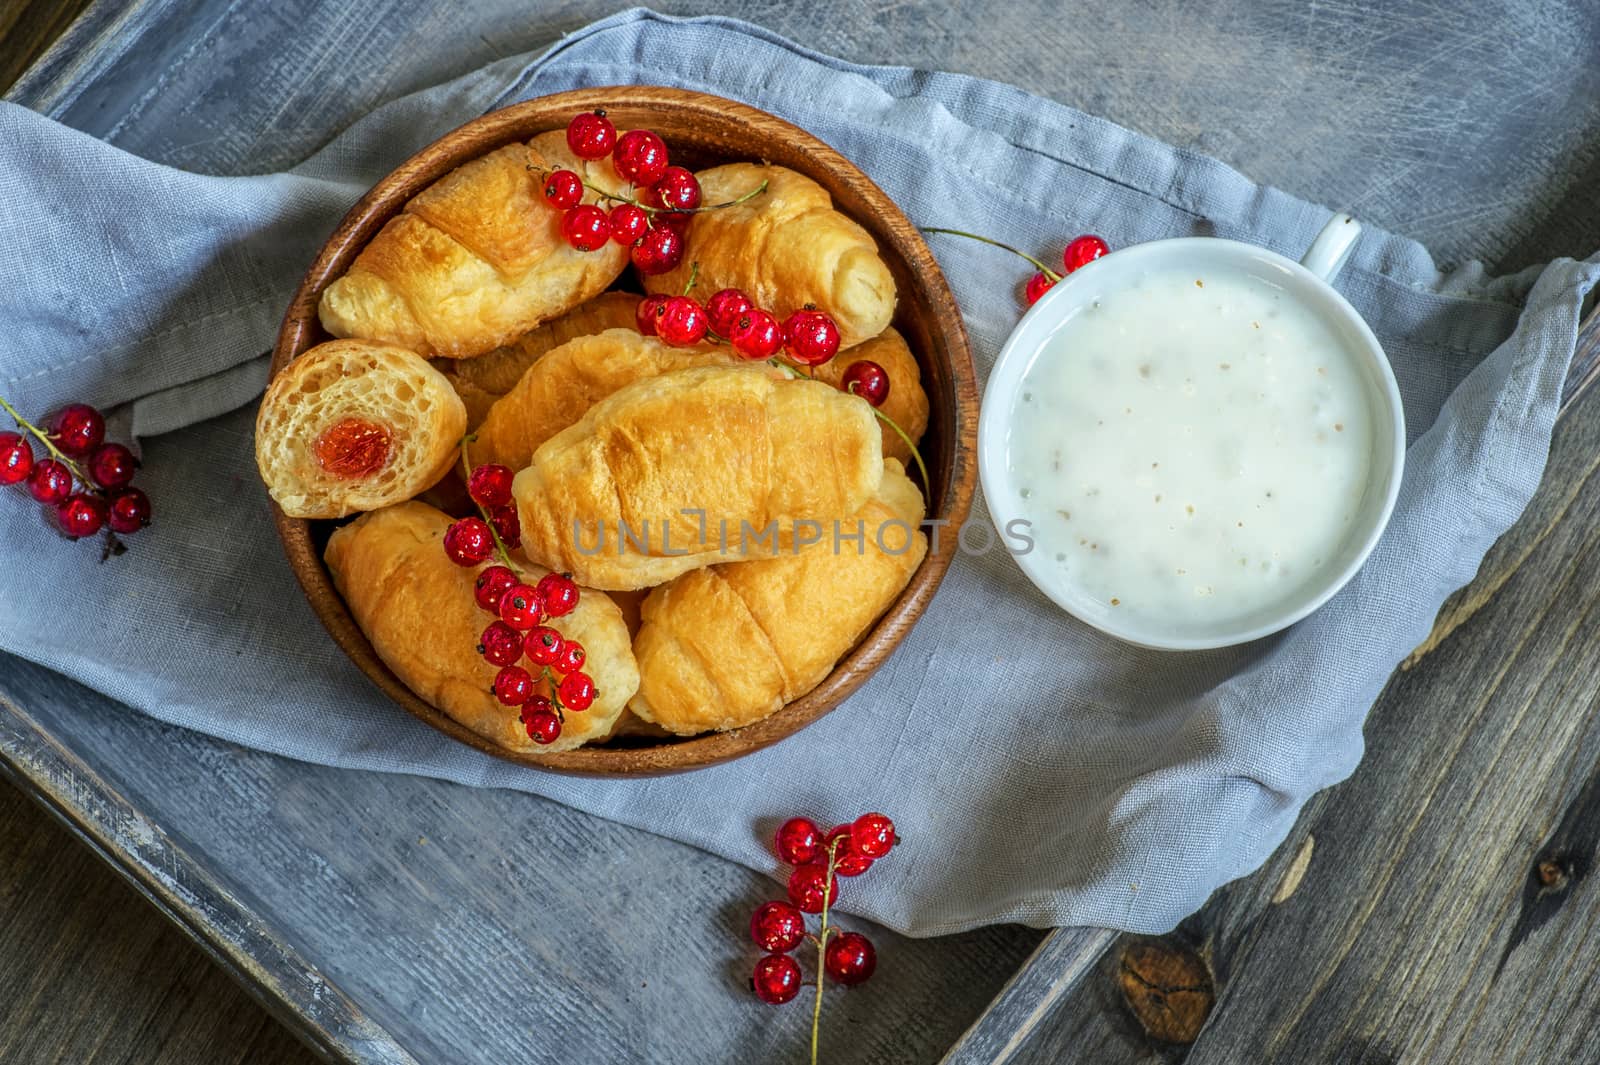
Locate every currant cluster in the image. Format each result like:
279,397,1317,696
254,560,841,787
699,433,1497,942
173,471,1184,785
924,228,1111,306
748,812,898,1009
0,397,152,547
440,459,595,746
541,110,707,276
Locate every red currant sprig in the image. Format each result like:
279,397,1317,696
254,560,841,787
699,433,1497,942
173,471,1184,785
0,394,151,555
749,813,899,1062
445,438,598,745
923,227,1111,305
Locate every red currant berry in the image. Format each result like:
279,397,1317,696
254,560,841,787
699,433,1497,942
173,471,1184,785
750,901,807,953
705,288,753,337
751,954,803,1005
787,862,838,914
636,294,669,337
106,487,151,534
609,203,649,246
87,442,138,489
557,671,596,711
782,310,841,366
520,694,553,722
653,209,692,234
775,817,822,865
536,572,580,617
657,296,708,346
489,502,521,548
498,584,543,630
823,932,877,985
474,565,519,612
653,166,701,211
554,638,586,676
565,110,616,160
562,204,611,252
26,460,72,505
525,625,564,666
1024,271,1054,305
48,404,104,457
825,825,872,877
0,432,33,485
492,665,534,706
443,517,494,566
541,169,583,210
612,129,669,186
467,464,514,507
524,706,562,745
851,812,897,858
1062,234,1110,273
56,493,107,539
730,309,784,360
841,360,890,407
630,225,684,275
478,620,525,667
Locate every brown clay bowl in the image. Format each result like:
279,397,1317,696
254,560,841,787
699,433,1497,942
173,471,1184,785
268,86,977,775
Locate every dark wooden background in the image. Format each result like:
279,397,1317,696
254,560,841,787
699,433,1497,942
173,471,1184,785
0,4,309,1062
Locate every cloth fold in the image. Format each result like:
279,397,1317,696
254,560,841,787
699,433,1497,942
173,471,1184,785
1,9,1595,935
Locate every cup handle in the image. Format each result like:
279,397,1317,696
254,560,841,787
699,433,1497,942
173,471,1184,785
1300,213,1361,283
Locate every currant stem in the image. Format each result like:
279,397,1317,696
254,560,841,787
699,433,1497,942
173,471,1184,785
867,405,931,491
811,838,843,1065
681,261,700,297
458,435,522,575
921,227,1060,281
0,392,92,486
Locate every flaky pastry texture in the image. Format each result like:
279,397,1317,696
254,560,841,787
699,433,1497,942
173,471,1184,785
433,291,640,429
511,365,883,590
255,339,466,519
629,459,927,735
324,501,638,753
642,164,896,349
472,328,737,473
318,132,630,359
810,327,929,464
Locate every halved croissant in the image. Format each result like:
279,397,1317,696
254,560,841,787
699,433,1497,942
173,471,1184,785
511,365,883,590
642,164,896,349
809,327,929,464
325,501,638,754
255,339,466,519
434,291,641,430
318,132,630,359
471,328,737,473
629,459,927,735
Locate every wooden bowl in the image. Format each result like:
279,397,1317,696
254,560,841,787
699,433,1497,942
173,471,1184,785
268,86,977,775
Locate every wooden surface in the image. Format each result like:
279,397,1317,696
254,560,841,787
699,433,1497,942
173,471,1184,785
5,1,1600,1064
272,86,978,776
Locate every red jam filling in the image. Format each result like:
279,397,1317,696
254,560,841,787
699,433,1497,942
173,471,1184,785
314,417,392,479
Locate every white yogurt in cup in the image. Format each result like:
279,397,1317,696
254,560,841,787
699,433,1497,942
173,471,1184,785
980,217,1404,650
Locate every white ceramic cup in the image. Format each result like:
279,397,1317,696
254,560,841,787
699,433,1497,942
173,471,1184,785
978,216,1406,650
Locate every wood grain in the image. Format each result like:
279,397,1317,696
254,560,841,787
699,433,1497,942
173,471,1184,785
0,0,90,92
270,86,979,775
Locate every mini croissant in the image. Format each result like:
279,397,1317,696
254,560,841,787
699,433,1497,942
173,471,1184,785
325,502,639,754
629,459,927,735
318,132,630,359
511,365,883,590
434,291,641,430
642,164,896,349
810,327,929,465
255,339,466,519
471,328,738,473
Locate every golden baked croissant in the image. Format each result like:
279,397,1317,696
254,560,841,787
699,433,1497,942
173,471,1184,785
434,291,640,429
809,327,929,464
511,365,883,590
472,328,738,473
255,339,466,519
642,164,896,349
324,501,638,754
318,132,630,359
629,459,927,735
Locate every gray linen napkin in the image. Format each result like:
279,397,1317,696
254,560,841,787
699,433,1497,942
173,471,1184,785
1,9,1596,935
